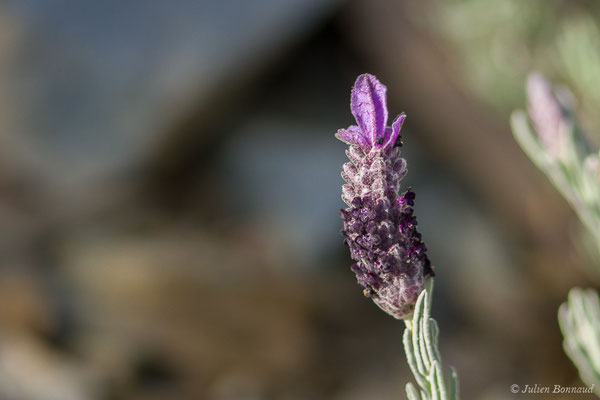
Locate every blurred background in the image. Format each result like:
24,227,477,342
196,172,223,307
0,0,599,399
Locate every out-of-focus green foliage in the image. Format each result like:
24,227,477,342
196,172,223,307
513,74,600,397
432,0,600,139
558,16,600,138
512,105,600,263
511,45,600,398
559,288,600,396
434,0,555,109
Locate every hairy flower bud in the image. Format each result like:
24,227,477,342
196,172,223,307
336,74,433,319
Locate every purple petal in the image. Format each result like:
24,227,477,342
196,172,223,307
351,74,388,146
335,125,367,148
382,113,406,148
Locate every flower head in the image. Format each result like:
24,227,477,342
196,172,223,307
336,74,433,319
526,73,570,159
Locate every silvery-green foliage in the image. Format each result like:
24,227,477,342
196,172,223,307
511,74,600,261
436,0,547,109
403,280,459,400
512,73,600,396
559,288,600,395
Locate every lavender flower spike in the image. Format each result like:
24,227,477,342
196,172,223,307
526,73,569,159
336,74,433,319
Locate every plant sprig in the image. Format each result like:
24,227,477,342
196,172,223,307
403,279,460,400
512,73,600,397
559,288,600,395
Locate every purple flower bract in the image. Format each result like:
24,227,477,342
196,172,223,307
526,73,569,159
336,74,433,319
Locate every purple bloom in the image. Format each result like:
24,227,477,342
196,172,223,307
336,74,433,319
526,73,569,159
